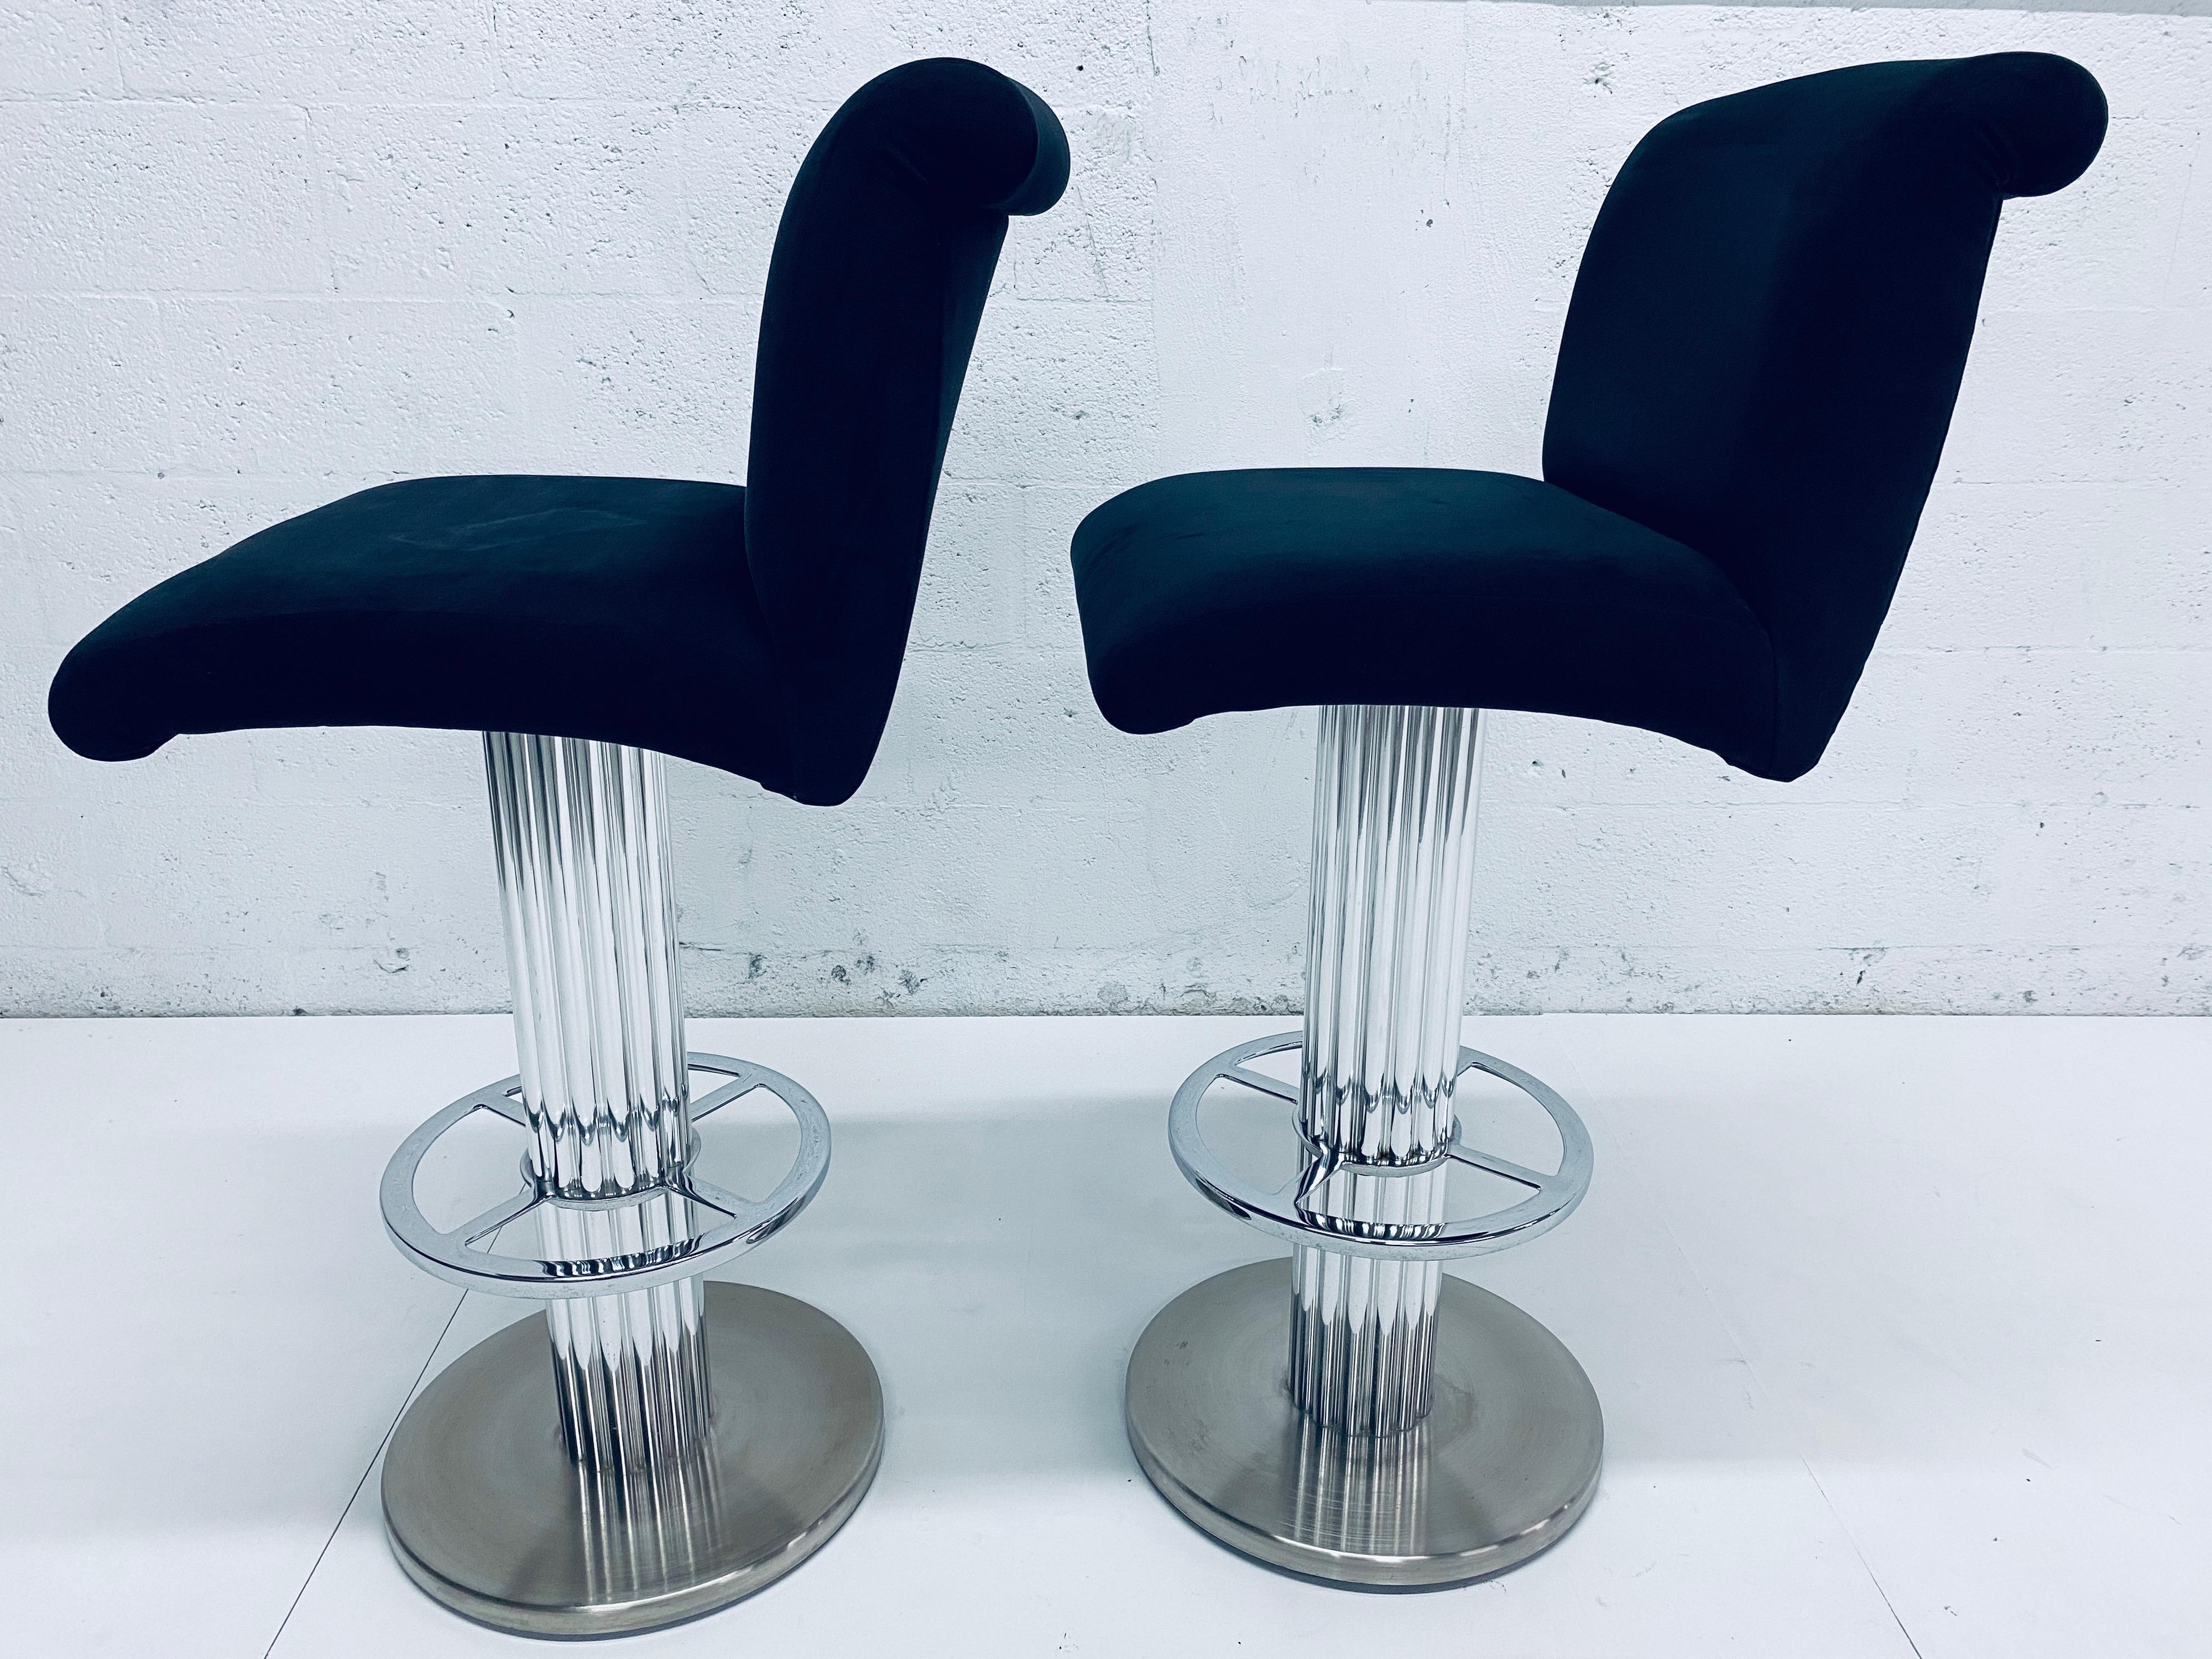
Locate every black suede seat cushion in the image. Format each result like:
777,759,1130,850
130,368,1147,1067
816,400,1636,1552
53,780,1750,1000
1072,468,1775,770
48,474,797,792
1071,54,2105,785
48,58,1070,807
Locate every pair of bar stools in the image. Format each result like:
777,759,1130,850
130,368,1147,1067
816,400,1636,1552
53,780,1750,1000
49,51,2107,1637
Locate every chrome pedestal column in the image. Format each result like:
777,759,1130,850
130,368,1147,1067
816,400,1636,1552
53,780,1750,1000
1126,706,1603,1588
377,735,881,1637
489,733,712,1477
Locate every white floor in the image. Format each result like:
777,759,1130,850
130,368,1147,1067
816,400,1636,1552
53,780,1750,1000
4,1012,2206,1658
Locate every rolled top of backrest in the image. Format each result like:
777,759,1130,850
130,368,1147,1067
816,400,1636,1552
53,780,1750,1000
847,57,1072,216
745,60,1067,805
1937,49,2107,199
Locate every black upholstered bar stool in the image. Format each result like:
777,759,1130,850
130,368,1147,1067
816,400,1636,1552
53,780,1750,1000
1072,54,2105,1588
49,60,1067,1637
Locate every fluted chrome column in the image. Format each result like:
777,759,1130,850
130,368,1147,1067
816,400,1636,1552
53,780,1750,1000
1124,702,1597,1584
1290,705,1483,1434
484,732,710,1473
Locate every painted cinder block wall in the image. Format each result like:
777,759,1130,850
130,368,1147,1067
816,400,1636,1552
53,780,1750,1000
2,1,2206,1018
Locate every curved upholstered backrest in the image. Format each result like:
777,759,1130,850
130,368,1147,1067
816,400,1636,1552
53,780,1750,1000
745,59,1068,805
1542,54,2105,781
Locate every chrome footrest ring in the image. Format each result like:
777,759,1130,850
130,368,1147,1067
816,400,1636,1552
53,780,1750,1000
380,1051,830,1298
1168,1032,1592,1261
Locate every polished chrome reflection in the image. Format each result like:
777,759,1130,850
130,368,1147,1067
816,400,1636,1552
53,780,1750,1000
1166,1035,1592,1260
1287,1409,1430,1560
1290,1162,1449,1434
572,1433,727,1610
381,735,879,1635
484,732,708,1472
1291,705,1482,1434
1133,706,1599,1587
1125,1261,1600,1589
379,1053,832,1297
385,1282,884,1636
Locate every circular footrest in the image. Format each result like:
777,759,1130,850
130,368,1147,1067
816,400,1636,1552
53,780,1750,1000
380,1052,829,1298
1168,1032,1592,1261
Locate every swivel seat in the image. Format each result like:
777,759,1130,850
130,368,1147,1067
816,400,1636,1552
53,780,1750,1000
1072,54,2106,1587
49,59,1068,1636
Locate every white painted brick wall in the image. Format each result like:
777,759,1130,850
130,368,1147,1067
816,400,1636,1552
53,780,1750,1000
1,2,2205,1018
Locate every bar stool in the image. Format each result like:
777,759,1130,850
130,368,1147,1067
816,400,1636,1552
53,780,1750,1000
1070,53,2105,1588
48,59,1067,1636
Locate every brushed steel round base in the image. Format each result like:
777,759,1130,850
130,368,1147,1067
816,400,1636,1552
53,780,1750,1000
1126,1260,1601,1589
383,1281,883,1637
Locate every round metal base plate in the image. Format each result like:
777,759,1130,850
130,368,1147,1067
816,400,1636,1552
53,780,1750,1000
383,1281,883,1637
1126,1260,1602,1589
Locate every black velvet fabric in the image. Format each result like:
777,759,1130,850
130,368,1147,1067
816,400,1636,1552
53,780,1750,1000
1073,469,1775,760
49,476,797,781
1072,54,2106,781
748,59,1069,803
50,59,1070,806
